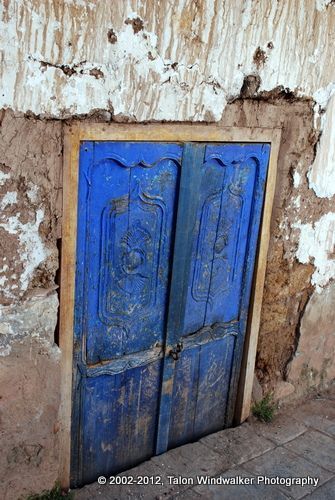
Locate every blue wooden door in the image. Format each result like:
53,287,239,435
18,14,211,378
72,141,270,486
156,143,270,452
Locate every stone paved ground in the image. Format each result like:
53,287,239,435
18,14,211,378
75,386,335,499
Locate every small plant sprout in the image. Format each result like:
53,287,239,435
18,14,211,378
26,483,73,500
252,393,276,423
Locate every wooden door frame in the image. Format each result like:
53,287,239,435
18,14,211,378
59,123,281,488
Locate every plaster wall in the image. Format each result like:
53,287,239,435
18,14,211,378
0,110,62,498
0,0,335,497
0,0,335,120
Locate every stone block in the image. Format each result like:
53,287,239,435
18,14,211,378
307,477,335,499
243,446,332,499
287,397,335,437
200,423,275,466
178,467,290,500
250,412,307,445
151,441,225,479
75,460,166,500
284,430,335,472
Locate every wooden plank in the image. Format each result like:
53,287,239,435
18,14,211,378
234,129,281,424
193,336,234,436
224,143,271,427
155,143,205,455
58,126,80,489
168,335,235,448
80,360,162,485
71,122,281,144
167,348,200,448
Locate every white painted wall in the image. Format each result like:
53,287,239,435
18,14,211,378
308,94,335,198
0,0,334,120
294,213,335,292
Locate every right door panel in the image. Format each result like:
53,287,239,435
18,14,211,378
166,143,270,449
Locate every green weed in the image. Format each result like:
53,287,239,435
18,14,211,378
27,483,73,500
252,393,276,423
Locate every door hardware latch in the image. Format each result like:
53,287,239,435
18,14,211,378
169,342,183,361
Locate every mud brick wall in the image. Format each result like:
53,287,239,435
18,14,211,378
0,111,62,498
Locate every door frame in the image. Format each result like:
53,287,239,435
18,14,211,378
59,123,281,488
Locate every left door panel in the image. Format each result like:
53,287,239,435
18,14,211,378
72,142,182,486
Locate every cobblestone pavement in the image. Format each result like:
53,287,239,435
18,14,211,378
75,386,335,499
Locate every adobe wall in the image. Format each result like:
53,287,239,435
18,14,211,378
221,95,335,400
0,1,334,497
0,111,62,499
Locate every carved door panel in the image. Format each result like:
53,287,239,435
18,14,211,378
72,141,270,486
156,143,270,452
72,142,182,486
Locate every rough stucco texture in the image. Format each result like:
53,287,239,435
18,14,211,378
308,93,335,199
220,96,329,391
0,110,62,499
0,292,60,500
0,0,334,120
0,110,62,306
287,281,335,396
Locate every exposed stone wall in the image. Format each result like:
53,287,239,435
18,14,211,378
0,0,334,497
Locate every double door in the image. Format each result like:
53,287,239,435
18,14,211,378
71,140,270,486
